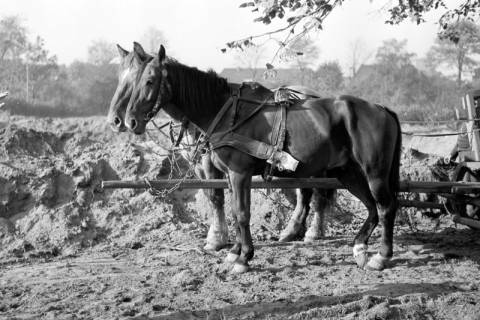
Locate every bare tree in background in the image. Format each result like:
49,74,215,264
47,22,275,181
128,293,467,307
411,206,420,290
286,37,319,85
140,26,168,54
87,39,116,65
234,46,266,81
348,38,372,78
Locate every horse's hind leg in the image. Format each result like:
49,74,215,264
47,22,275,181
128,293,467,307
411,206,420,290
334,163,379,268
279,188,312,242
365,177,398,270
304,189,336,242
200,153,228,251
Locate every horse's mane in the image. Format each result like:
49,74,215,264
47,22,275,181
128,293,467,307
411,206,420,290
165,58,230,115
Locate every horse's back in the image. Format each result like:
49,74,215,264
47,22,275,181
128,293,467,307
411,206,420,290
284,95,400,175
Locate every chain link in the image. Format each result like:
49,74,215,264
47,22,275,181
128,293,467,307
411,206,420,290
145,120,206,198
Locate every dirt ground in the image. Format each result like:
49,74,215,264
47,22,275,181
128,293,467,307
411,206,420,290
0,115,479,320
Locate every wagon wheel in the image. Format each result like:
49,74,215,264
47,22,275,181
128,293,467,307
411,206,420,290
446,162,480,221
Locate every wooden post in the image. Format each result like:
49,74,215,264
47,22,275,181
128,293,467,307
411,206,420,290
465,91,480,161
0,91,7,109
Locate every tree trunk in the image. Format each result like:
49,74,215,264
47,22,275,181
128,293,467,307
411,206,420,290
457,52,464,88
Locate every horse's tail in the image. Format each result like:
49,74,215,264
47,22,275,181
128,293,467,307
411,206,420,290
384,107,402,196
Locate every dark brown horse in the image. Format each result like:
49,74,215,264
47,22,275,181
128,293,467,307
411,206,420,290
125,45,401,273
106,44,333,250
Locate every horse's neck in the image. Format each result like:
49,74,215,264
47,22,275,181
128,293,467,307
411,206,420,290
165,63,232,131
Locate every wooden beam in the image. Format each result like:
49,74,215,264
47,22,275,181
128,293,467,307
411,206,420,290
398,200,445,210
101,178,480,194
452,215,480,230
102,178,343,190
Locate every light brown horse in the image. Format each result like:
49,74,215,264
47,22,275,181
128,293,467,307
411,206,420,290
125,44,401,273
106,44,333,250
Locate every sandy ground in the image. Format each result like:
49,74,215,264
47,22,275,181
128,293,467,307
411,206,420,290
0,115,479,320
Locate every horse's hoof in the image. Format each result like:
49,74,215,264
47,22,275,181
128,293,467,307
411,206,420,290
231,262,249,274
353,243,368,268
278,224,305,242
225,252,239,264
304,227,323,242
303,236,314,243
205,231,228,251
304,231,322,243
204,241,227,251
278,233,295,242
365,253,389,271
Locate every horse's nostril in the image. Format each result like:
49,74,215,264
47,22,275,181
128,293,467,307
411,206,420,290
114,117,121,126
130,119,137,130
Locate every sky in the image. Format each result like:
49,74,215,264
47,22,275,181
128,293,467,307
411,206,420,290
0,0,460,73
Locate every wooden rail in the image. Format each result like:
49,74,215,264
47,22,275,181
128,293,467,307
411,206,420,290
102,178,480,229
101,178,480,194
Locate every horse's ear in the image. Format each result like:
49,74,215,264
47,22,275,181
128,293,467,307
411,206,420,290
158,45,166,64
133,41,148,63
116,44,129,59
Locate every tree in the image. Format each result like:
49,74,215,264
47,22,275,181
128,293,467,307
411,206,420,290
0,15,58,103
346,39,443,108
348,38,372,78
234,46,266,81
227,1,480,61
314,61,344,95
0,15,27,61
426,20,480,86
24,36,58,103
286,37,319,85
139,26,168,54
87,39,116,65
375,39,415,71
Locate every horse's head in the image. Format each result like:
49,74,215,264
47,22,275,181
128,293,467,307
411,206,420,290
125,43,170,135
106,44,151,132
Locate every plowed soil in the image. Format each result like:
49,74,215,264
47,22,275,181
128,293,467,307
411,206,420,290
0,116,479,320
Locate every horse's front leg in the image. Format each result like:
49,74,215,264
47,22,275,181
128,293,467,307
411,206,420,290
200,153,228,251
225,169,254,274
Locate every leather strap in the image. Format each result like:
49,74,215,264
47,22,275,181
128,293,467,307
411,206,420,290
205,96,234,138
174,117,189,147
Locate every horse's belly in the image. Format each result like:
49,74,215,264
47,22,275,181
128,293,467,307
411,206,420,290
285,117,349,176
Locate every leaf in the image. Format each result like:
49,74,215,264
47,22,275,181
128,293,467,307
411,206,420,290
266,63,275,70
220,48,226,53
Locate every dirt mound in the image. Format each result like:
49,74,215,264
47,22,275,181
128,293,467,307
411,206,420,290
0,125,63,158
0,120,175,257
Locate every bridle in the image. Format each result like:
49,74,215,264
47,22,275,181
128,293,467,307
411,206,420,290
145,65,172,122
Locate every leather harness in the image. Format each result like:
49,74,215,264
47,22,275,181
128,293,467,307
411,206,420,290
145,65,308,170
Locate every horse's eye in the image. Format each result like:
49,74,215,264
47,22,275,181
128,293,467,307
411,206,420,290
146,79,153,86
